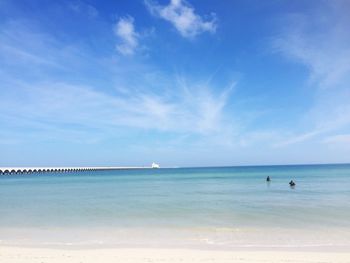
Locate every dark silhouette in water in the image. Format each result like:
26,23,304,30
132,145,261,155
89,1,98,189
289,180,296,187
266,176,271,182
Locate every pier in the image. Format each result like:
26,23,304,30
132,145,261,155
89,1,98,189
0,166,153,175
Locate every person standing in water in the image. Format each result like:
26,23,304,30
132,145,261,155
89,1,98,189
266,176,271,182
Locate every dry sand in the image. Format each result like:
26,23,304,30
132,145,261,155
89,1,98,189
1,246,350,263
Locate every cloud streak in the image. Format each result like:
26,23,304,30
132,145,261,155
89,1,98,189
272,2,350,89
145,0,217,39
0,80,234,144
0,17,236,146
323,134,350,145
68,1,99,18
273,1,350,146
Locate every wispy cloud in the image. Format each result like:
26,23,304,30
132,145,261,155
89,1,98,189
274,130,322,147
0,21,64,68
0,17,236,145
274,91,350,147
323,134,350,145
114,16,139,56
145,0,217,39
1,80,234,138
68,1,99,18
272,2,350,89
0,19,103,78
272,1,350,146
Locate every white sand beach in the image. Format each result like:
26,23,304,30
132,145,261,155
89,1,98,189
1,247,350,263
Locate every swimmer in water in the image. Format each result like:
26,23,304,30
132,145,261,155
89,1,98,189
289,180,296,187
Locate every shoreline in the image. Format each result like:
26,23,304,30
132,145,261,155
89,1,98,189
2,226,349,252
1,244,350,253
1,246,350,263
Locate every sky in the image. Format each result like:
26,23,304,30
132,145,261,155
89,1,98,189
0,0,350,167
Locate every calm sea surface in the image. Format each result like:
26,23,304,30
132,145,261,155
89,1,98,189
1,164,350,249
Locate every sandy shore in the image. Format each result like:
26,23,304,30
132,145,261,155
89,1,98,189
1,247,350,263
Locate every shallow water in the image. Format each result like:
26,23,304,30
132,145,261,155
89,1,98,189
1,164,350,249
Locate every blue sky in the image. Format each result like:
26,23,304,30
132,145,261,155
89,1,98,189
1,0,350,167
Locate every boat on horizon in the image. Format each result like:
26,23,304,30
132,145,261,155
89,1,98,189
151,162,160,169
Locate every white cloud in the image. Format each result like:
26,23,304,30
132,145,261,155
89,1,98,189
0,21,66,68
114,16,139,56
0,19,102,76
145,0,217,39
272,1,350,146
274,90,350,147
0,19,236,144
68,1,99,18
0,79,234,144
272,2,350,89
323,134,350,144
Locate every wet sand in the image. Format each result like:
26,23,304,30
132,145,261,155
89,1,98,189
1,246,350,263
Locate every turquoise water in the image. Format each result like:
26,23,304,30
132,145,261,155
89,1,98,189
1,164,350,249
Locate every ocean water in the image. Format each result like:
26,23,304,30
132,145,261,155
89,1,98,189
1,164,350,250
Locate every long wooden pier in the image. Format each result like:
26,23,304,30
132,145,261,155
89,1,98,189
0,166,153,175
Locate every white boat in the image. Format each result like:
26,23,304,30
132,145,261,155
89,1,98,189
151,162,160,169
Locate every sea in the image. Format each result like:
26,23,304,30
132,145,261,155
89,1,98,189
1,164,350,250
